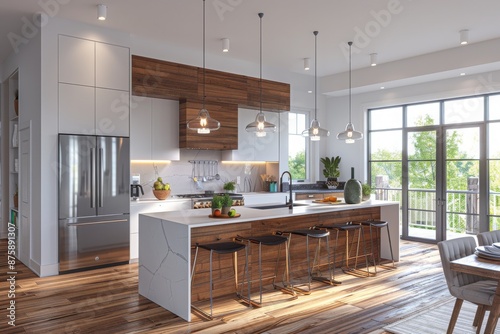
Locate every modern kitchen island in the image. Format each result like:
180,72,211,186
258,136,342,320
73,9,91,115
138,200,399,321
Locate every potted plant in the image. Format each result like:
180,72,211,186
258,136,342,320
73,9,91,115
320,156,341,188
223,181,236,193
221,193,233,214
362,183,372,201
211,195,224,215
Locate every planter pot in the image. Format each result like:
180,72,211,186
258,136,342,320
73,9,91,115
326,177,338,189
221,206,231,215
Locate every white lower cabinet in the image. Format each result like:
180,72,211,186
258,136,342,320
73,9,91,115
130,199,191,260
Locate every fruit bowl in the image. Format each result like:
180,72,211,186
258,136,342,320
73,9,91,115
153,189,171,200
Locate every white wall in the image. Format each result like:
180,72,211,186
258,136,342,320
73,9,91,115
325,69,500,183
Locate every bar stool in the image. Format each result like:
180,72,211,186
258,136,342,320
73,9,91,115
317,223,372,277
358,220,396,273
281,228,340,295
191,241,249,320
234,234,296,307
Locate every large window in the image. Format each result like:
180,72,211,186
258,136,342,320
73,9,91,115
369,93,500,241
288,111,308,180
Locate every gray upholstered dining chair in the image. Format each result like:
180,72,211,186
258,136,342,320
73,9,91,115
477,230,500,246
437,236,498,333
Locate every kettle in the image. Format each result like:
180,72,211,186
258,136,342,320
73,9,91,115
130,184,144,200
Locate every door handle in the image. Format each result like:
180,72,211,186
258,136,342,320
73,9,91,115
99,148,103,207
90,147,96,208
68,219,128,227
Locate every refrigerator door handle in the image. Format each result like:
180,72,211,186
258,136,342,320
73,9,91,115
90,147,96,208
67,219,128,227
99,148,104,208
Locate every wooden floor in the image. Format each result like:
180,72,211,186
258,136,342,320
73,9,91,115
0,239,452,334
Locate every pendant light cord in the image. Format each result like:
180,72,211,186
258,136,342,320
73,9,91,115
202,0,206,110
259,13,263,113
314,31,318,120
348,41,352,124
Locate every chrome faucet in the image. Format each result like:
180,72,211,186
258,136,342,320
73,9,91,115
280,171,293,209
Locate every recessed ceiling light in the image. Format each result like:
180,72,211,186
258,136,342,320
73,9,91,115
460,29,469,45
97,4,107,21
222,38,229,52
380,86,385,90
460,72,466,76
307,90,313,94
304,58,310,71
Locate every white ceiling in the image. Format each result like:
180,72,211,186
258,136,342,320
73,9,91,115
1,0,500,89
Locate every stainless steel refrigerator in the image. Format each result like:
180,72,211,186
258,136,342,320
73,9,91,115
58,134,130,273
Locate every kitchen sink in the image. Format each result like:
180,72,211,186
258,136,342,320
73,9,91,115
250,203,309,210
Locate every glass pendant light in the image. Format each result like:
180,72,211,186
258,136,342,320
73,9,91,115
245,12,276,137
187,0,220,134
337,41,363,143
302,31,330,141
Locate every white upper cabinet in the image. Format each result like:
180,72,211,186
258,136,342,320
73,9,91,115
58,35,130,136
58,83,95,134
58,35,95,86
130,97,180,161
222,108,279,162
95,88,130,136
95,43,130,91
151,99,180,160
130,98,152,160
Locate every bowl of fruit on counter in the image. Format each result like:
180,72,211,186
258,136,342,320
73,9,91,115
153,177,171,200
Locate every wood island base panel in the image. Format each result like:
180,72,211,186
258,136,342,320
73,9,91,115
138,200,400,321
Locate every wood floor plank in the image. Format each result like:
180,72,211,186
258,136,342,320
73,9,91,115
0,239,451,333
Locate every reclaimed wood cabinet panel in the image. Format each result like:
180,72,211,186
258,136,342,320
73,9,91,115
246,77,290,111
131,56,198,100
199,68,248,105
179,100,238,150
132,55,289,111
189,207,381,300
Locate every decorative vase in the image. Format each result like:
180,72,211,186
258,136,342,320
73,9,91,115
344,167,362,204
12,123,18,147
222,206,231,215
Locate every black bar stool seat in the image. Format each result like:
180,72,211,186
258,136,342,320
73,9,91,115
198,242,246,254
247,235,289,246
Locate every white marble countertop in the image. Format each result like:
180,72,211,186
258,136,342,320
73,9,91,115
140,200,399,228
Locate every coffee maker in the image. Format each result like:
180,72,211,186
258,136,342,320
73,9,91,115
131,174,144,201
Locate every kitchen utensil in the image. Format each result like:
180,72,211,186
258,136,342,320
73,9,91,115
202,161,207,182
214,161,220,180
